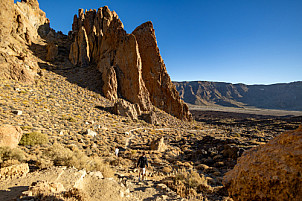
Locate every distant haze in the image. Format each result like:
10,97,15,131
17,0,302,85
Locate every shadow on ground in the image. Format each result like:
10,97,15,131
0,186,29,200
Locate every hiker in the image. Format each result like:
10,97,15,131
137,151,148,181
115,147,119,157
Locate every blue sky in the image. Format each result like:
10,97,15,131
16,0,302,85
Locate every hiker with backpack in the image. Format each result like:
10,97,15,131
137,151,148,181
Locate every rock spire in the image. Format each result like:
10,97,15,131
69,7,192,120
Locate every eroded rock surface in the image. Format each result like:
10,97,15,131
69,7,191,120
113,99,139,120
223,126,302,201
132,22,192,121
150,137,167,152
0,124,23,148
0,0,50,83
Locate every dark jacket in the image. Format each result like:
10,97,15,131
137,156,148,168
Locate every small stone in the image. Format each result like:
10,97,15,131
12,110,22,115
86,129,97,137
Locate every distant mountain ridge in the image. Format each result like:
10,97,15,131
173,81,302,111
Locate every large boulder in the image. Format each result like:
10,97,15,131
69,7,192,121
223,126,302,201
150,137,167,152
0,125,23,148
113,99,139,120
141,111,158,125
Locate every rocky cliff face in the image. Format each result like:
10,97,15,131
69,7,192,120
174,81,302,111
0,0,50,83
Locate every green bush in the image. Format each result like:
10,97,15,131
19,132,49,146
0,147,25,167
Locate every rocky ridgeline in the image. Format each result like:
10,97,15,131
69,7,192,121
174,81,302,111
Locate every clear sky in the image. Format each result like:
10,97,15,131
16,0,302,85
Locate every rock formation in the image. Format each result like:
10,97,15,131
132,22,191,121
150,137,167,152
113,99,139,120
223,125,302,201
0,0,50,83
141,111,158,125
0,125,23,148
69,7,192,120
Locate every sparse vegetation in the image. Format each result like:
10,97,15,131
169,168,210,197
19,132,49,146
43,143,114,177
0,147,25,167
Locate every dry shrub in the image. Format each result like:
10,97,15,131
44,143,114,177
36,158,54,169
171,168,210,197
0,146,25,167
63,187,88,201
109,157,133,167
1,159,21,168
19,132,49,146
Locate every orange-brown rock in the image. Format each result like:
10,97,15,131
113,99,139,120
69,7,191,120
150,137,167,152
132,22,192,121
0,0,50,83
70,7,152,112
0,125,23,148
223,126,302,201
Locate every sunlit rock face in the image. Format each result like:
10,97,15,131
69,7,192,120
223,125,302,201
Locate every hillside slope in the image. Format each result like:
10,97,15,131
173,81,302,111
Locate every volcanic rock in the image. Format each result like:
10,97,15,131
132,21,192,121
141,111,158,125
150,137,167,152
223,126,302,201
69,7,192,120
113,99,139,120
0,124,23,148
0,0,50,83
